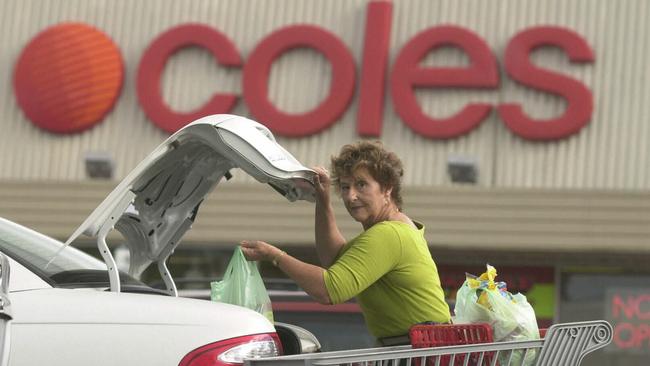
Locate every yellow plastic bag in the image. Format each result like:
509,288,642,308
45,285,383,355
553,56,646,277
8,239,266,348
454,264,539,365
210,247,274,323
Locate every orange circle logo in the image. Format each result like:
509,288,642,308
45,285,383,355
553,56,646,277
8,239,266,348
13,22,124,134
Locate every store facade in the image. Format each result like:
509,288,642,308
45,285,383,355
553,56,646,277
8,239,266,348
0,0,648,362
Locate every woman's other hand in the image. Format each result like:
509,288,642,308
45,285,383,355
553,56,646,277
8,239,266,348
312,166,332,204
240,240,281,262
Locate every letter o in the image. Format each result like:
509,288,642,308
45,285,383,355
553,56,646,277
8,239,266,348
243,25,356,137
613,323,636,349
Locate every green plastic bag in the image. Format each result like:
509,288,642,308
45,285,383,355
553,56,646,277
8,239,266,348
210,247,274,323
454,265,539,365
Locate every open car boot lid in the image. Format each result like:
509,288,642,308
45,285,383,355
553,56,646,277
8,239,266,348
52,114,315,295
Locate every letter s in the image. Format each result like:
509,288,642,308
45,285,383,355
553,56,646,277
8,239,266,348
498,26,595,140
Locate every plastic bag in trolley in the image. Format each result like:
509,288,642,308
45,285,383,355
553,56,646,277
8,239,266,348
454,264,539,365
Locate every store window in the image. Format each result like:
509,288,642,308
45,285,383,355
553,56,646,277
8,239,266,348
559,269,650,366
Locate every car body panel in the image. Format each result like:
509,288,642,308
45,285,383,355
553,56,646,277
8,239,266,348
57,114,315,294
2,211,280,366
0,114,323,365
9,293,273,366
179,286,373,352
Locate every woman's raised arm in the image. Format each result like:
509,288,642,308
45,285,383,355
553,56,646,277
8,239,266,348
312,166,346,267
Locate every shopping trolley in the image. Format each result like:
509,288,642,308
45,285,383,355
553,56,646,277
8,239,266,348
245,320,612,366
408,322,553,365
409,323,496,365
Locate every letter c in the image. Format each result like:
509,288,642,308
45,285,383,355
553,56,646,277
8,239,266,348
137,24,242,133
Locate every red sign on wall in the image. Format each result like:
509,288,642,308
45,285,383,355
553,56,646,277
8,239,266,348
606,288,650,353
12,1,595,140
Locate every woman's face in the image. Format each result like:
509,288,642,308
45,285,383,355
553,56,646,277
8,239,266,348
339,167,392,228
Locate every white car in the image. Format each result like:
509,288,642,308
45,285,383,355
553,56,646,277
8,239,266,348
0,114,319,366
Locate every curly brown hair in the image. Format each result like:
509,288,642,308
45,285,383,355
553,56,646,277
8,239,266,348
330,141,404,209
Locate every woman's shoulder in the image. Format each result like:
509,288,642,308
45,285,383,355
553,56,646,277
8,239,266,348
355,221,401,241
368,220,401,231
376,219,423,231
363,220,422,238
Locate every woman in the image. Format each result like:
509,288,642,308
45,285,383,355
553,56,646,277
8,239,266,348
241,141,450,345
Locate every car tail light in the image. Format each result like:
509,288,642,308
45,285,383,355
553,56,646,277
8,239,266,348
179,333,283,366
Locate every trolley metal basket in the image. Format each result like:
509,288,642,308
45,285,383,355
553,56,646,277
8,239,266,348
245,320,612,366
